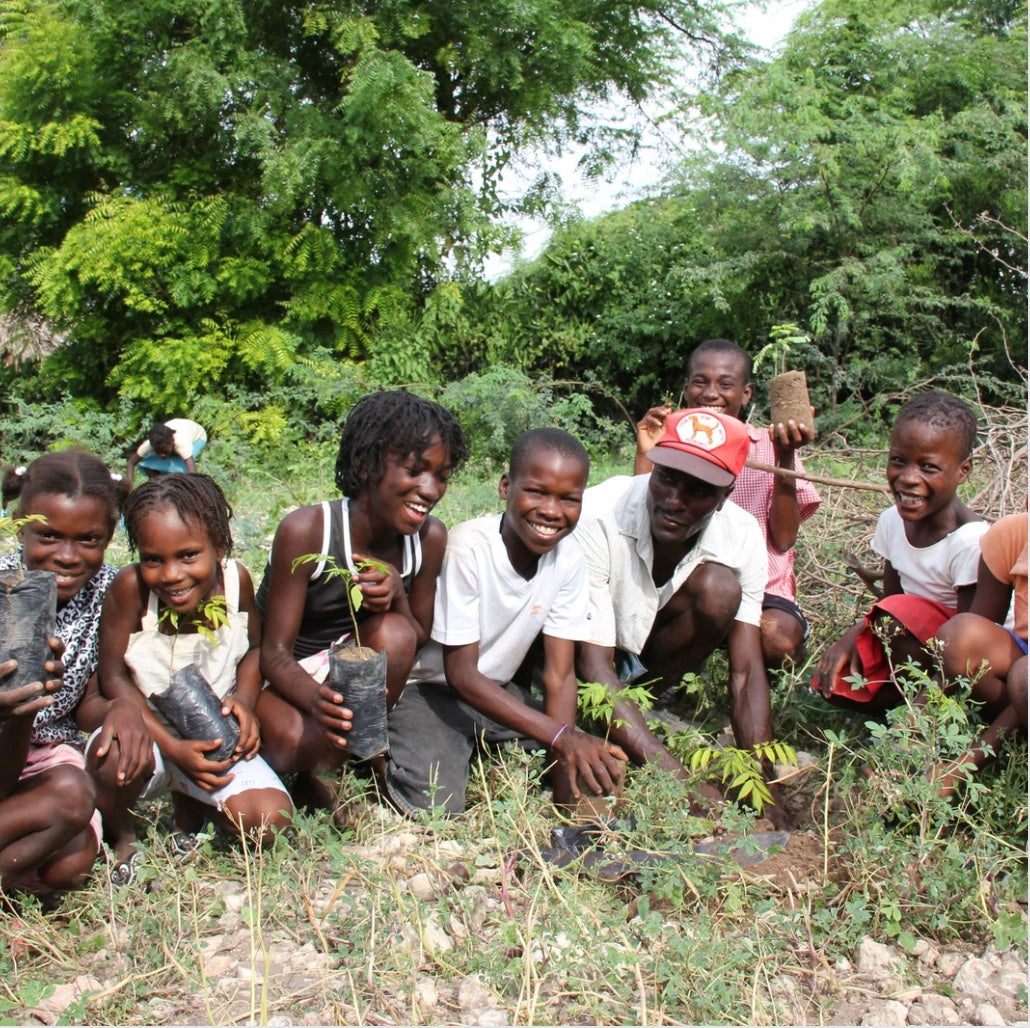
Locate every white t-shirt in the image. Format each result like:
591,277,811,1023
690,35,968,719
871,507,988,608
137,418,207,460
408,514,590,687
576,474,767,654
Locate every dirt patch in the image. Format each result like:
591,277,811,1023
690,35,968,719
734,828,830,891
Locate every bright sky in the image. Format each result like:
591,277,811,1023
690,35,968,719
483,0,812,279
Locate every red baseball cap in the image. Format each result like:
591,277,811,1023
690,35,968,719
646,408,750,487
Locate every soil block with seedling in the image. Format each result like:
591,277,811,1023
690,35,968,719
0,515,56,694
754,323,817,435
292,552,390,761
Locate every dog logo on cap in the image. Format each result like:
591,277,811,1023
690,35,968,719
675,411,726,450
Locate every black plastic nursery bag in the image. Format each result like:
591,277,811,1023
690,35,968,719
0,569,57,694
152,662,240,762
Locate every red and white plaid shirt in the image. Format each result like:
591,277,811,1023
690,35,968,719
729,425,821,601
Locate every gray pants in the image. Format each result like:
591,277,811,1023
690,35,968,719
384,681,539,815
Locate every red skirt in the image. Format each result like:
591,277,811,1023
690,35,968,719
816,594,956,702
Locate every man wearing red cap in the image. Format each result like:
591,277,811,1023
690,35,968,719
575,408,782,821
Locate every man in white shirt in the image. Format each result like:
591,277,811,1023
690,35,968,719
575,408,784,822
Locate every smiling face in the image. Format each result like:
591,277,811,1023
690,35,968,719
499,448,588,570
364,435,453,536
19,492,112,606
647,463,733,549
135,504,222,615
682,349,753,419
886,418,972,526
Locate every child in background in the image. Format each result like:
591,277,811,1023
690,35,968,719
0,451,148,892
384,428,627,815
930,511,1027,795
635,338,821,667
812,391,987,709
255,391,468,816
126,418,207,480
98,474,290,882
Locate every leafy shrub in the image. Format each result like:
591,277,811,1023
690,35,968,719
440,364,625,470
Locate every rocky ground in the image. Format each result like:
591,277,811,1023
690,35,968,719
15,821,1028,1027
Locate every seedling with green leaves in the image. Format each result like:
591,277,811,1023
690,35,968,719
752,321,809,377
669,735,797,814
577,678,656,737
290,553,391,653
158,594,230,665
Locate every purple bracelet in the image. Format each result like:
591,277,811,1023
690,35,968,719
550,724,568,748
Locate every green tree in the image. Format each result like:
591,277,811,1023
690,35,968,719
0,0,738,413
473,0,1027,422
685,0,1028,405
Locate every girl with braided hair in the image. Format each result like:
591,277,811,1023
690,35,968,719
254,390,468,818
98,473,291,885
0,449,145,893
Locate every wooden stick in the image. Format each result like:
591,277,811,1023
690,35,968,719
744,458,890,494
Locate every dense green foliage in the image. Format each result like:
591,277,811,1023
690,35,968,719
0,0,737,423
464,0,1028,427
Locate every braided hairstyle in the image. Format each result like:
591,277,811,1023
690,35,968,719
2,448,128,536
334,391,469,498
122,473,233,556
894,391,978,460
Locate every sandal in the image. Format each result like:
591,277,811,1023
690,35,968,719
109,850,143,888
169,831,200,860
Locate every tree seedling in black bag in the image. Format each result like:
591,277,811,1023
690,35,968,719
291,553,391,761
150,595,240,761
0,513,57,695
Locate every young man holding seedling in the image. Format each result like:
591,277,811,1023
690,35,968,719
575,407,788,825
383,428,627,815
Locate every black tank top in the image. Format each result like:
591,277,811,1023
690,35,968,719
256,498,422,660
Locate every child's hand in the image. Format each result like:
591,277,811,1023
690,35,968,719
813,624,862,698
551,728,628,799
636,405,672,456
769,415,815,455
350,553,403,613
222,696,260,761
0,636,66,718
308,682,354,749
91,699,154,785
0,676,56,719
168,737,234,792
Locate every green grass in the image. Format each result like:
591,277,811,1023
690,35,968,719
1,438,1026,1026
